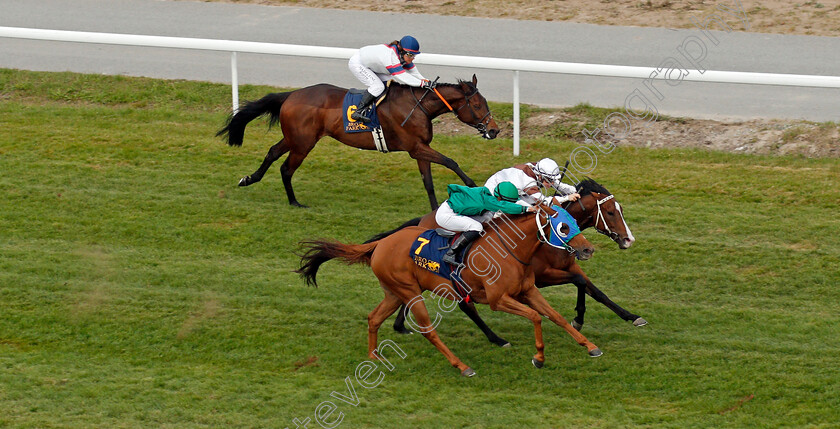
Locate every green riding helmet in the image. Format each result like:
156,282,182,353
494,181,520,202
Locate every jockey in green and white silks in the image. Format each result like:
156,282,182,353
483,158,580,206
347,35,433,123
437,182,537,265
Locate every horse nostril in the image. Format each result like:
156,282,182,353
488,129,499,139
578,247,594,260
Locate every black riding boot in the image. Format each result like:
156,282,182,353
351,91,377,123
442,230,482,265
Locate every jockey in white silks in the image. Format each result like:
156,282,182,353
484,158,581,207
347,35,433,123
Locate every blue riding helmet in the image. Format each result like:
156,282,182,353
399,35,421,54
548,205,582,249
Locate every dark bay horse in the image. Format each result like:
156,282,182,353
367,178,646,347
297,206,601,376
217,75,499,209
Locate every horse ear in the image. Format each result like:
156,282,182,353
472,74,478,86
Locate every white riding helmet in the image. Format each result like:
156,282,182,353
533,158,561,184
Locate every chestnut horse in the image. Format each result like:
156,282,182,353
217,75,499,209
297,207,602,376
367,178,646,347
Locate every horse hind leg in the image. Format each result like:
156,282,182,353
277,134,320,207
280,152,308,207
404,294,474,377
395,292,511,348
392,304,413,335
368,291,404,360
240,138,289,186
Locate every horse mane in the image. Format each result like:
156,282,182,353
449,79,477,94
576,177,611,196
394,79,476,94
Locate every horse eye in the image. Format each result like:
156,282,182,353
607,211,615,216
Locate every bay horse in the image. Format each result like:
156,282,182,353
297,206,602,376
217,75,499,209
367,178,646,347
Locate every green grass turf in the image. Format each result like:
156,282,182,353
1,69,838,428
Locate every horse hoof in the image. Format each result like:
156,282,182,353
461,367,476,377
290,202,309,208
589,348,603,358
394,328,413,335
501,342,511,348
633,317,648,327
572,320,583,331
238,176,250,186
491,338,510,348
532,358,545,369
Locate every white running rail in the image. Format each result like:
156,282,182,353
3,26,840,155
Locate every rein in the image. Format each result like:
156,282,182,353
491,225,530,266
400,78,439,126
433,87,454,111
400,81,493,134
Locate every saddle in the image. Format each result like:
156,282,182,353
409,229,476,302
342,82,392,152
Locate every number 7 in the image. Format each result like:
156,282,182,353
414,237,430,255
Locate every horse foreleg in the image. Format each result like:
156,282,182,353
367,291,404,360
489,294,546,367
410,145,476,190
565,264,647,327
416,160,439,210
574,280,587,331
405,294,474,377
535,267,588,329
240,138,289,186
458,300,510,347
519,286,602,358
585,281,647,327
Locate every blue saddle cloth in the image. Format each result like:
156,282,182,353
409,230,455,281
342,91,381,133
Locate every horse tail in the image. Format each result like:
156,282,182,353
363,217,423,243
296,240,379,287
216,92,292,147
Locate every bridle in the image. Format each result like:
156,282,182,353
404,84,493,135
452,88,494,136
565,193,621,242
485,208,582,267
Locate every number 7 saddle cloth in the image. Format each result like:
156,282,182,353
409,229,476,302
